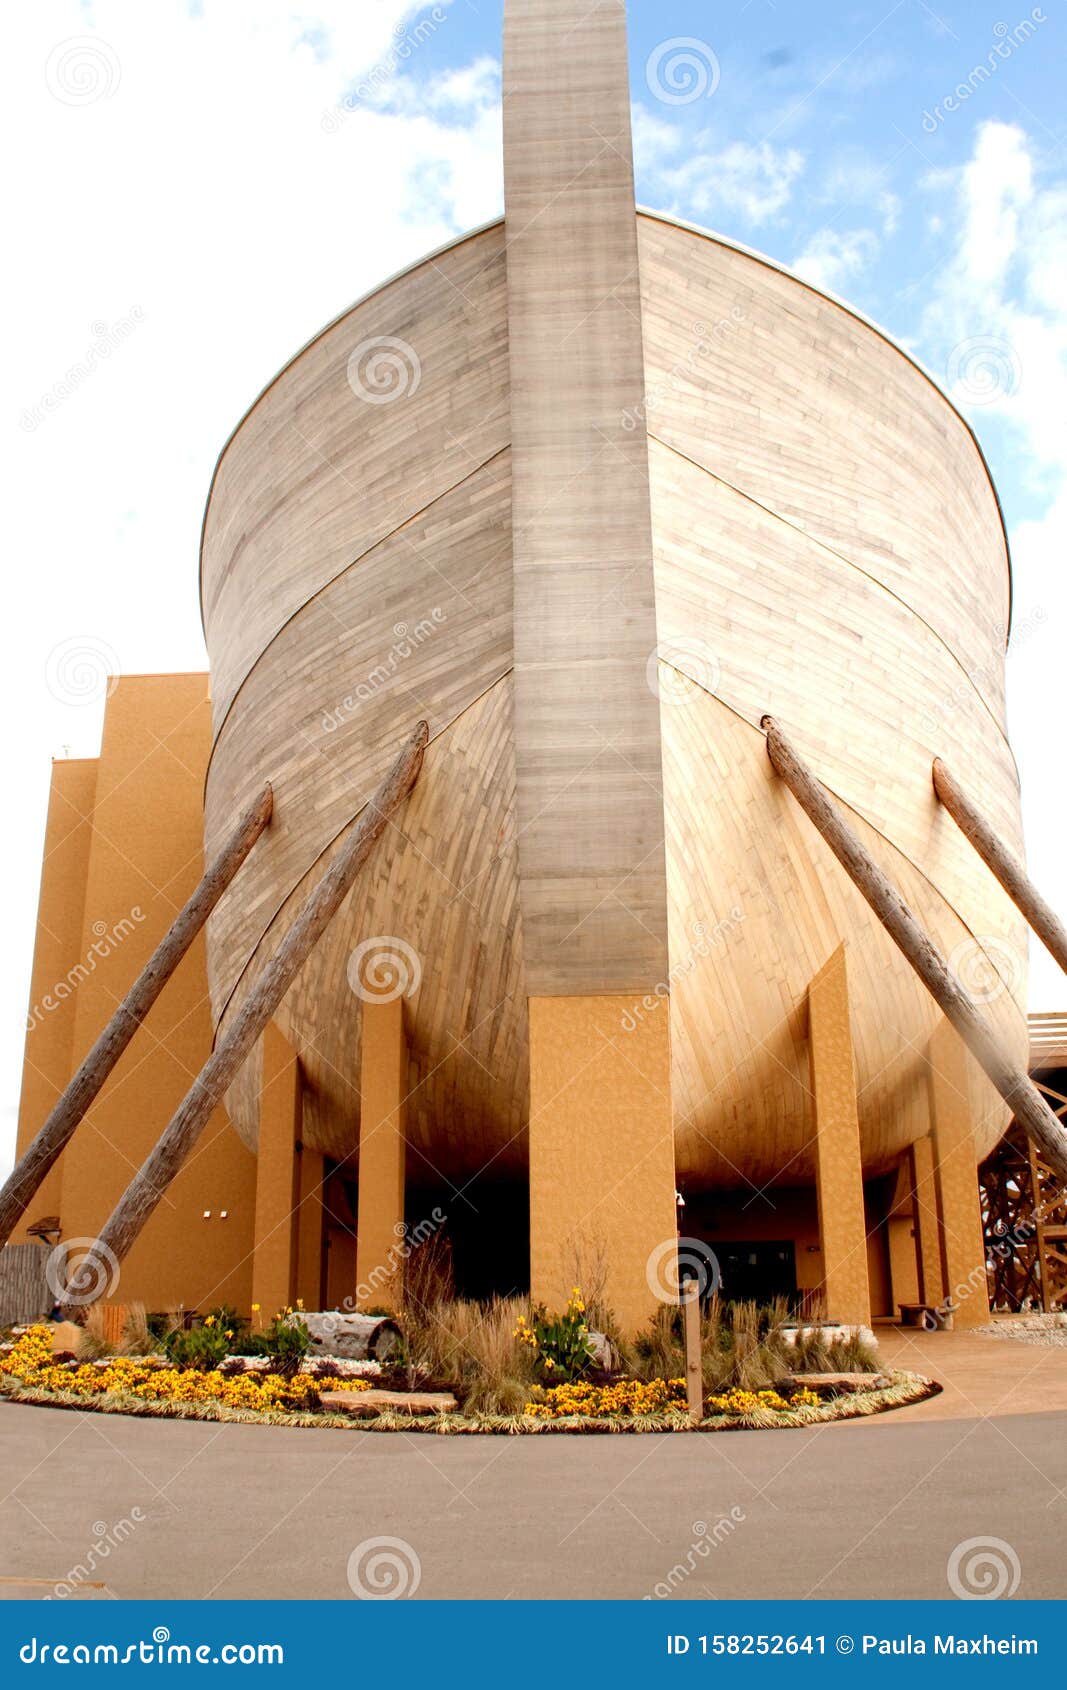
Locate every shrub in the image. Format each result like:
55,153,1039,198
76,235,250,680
401,1293,537,1415
515,1288,596,1382
248,1309,311,1378
164,1315,232,1372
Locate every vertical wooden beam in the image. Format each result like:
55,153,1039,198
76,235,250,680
910,1137,945,1307
250,1022,301,1324
503,0,669,991
807,945,872,1327
354,998,408,1313
928,1018,991,1327
683,1280,703,1423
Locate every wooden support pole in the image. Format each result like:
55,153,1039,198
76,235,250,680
0,782,274,1251
933,756,1067,978
683,1280,703,1424
761,715,1067,1183
72,723,428,1306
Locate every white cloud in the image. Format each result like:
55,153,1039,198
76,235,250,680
792,226,879,293
642,134,804,227
920,121,1067,1009
0,0,504,1171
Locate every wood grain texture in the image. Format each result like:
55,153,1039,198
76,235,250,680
219,679,529,1181
637,214,1011,724
200,176,1023,1190
200,222,510,735
204,453,513,1020
502,0,669,994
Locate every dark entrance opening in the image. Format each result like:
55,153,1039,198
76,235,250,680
713,1239,798,1307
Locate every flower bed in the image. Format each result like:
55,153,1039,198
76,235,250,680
0,1326,372,1414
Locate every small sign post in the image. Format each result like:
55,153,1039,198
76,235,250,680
683,1279,702,1424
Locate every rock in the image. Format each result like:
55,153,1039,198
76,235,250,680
778,1371,889,1394
320,1386,457,1416
296,1311,402,1363
49,1321,83,1355
586,1329,617,1370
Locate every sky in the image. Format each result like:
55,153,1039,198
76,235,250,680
2,0,1065,1173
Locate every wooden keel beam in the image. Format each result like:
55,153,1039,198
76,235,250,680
933,755,1067,977
73,723,429,1306
761,716,1067,1183
0,782,274,1251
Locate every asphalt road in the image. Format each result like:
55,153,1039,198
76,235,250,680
1,1401,1063,1601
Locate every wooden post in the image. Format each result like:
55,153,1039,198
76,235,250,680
0,782,273,1251
761,715,1067,1182
683,1280,702,1424
933,756,1067,978
71,723,428,1306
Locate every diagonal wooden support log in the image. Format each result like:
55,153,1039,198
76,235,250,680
0,782,274,1252
70,722,429,1307
933,755,1067,978
762,715,1067,1183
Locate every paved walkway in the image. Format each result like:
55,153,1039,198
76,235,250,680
873,1325,1067,1420
1,1329,1064,1600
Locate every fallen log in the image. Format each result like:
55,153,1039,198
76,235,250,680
762,715,1067,1182
933,755,1067,977
0,783,274,1250
69,723,428,1307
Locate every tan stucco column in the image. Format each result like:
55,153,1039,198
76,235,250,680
885,1159,920,1315
928,1017,991,1327
250,1021,301,1323
295,1144,324,1310
807,945,871,1326
528,995,677,1334
354,998,407,1312
911,1134,944,1306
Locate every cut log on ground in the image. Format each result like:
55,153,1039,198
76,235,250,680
0,783,274,1251
762,715,1067,1183
933,755,1067,978
69,723,429,1309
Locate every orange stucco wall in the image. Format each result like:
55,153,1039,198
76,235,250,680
15,674,257,1312
14,758,98,1243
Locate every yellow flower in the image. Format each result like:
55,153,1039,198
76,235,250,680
251,1303,261,1313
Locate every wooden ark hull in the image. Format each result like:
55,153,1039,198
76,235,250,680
200,210,1026,1191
